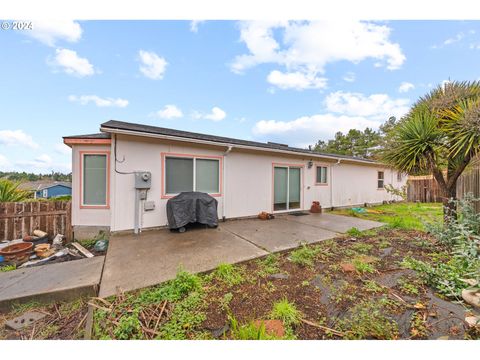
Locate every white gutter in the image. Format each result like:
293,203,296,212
222,146,233,220
100,127,378,166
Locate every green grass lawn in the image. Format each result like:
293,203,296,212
331,202,443,231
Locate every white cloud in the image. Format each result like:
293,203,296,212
433,30,476,49
68,95,129,108
49,48,96,77
325,91,409,120
0,154,12,170
190,20,204,33
343,72,356,82
252,91,410,147
55,143,72,155
267,70,327,90
24,20,82,47
138,50,167,80
231,21,405,87
151,105,183,119
398,82,415,93
0,130,38,149
253,114,380,148
16,153,71,173
192,107,227,122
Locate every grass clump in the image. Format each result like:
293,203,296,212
270,298,302,326
351,242,373,254
0,264,16,272
229,316,280,340
363,280,384,293
289,244,319,267
352,258,376,274
346,227,363,237
138,268,202,303
210,263,245,286
256,254,280,277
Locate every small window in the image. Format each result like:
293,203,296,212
397,172,402,182
164,156,220,195
83,154,108,206
316,166,328,184
377,171,385,189
42,189,48,198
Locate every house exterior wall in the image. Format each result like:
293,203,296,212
35,185,72,199
71,144,111,228
70,133,407,232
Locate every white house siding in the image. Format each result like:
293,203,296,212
71,144,111,227
71,133,407,232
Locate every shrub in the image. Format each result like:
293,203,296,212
406,196,480,298
0,179,30,202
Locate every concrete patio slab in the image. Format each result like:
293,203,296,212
99,227,268,298
281,212,384,233
0,256,104,311
222,218,338,252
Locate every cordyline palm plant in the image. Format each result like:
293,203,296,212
0,179,31,202
382,81,480,222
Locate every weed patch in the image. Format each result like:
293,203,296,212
210,263,245,286
290,244,319,267
270,299,302,326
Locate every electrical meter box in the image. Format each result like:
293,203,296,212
134,171,151,189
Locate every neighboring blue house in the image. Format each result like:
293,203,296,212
19,181,72,199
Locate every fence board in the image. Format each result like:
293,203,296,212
407,178,443,203
457,165,480,213
0,201,72,241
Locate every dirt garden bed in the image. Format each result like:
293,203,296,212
2,226,478,340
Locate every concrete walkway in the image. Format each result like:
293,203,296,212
0,256,104,311
99,212,383,297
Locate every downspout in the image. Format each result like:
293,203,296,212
222,146,233,221
330,159,341,209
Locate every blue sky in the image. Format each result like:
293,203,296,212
1,20,480,173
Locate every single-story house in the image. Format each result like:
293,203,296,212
18,180,72,199
63,120,406,238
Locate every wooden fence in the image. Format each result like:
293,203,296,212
457,166,480,213
407,178,443,203
0,201,72,242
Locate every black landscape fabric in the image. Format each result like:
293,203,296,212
166,192,218,230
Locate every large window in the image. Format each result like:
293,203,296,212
82,153,108,206
377,171,385,189
316,166,328,184
164,155,220,195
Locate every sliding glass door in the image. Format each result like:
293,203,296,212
273,166,301,211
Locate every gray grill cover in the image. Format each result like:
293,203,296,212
166,192,218,229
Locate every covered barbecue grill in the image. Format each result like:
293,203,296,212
166,192,218,232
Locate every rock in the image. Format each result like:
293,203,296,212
462,288,480,308
380,247,393,258
340,263,355,272
5,311,46,331
253,320,285,338
211,324,230,338
268,273,289,280
465,316,480,327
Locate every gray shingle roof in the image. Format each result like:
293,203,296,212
18,181,71,191
63,133,111,139
99,120,377,164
